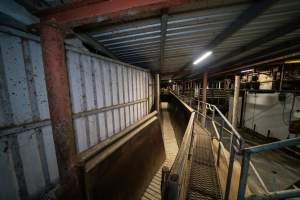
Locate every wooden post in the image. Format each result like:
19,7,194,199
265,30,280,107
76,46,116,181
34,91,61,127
155,74,160,113
202,72,208,126
40,22,82,199
232,75,240,128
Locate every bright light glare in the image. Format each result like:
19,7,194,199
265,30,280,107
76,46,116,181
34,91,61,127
193,51,212,65
168,79,172,83
285,59,300,64
241,69,254,73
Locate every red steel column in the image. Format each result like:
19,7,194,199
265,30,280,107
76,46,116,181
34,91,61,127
202,72,208,126
40,22,81,199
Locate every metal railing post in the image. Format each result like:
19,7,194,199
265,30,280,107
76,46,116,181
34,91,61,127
196,100,200,120
237,151,251,200
165,174,179,200
217,118,224,166
161,166,170,200
224,134,236,200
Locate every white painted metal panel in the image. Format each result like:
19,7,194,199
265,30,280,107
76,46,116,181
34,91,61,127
0,139,19,200
103,61,112,107
93,58,104,108
106,111,114,137
123,67,129,103
0,34,32,125
117,65,124,104
18,130,46,197
28,40,49,120
0,32,59,199
244,92,300,140
98,113,106,141
0,30,151,199
41,126,59,184
111,65,118,105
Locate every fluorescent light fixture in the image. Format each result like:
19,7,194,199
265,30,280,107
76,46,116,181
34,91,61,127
193,51,212,65
241,69,254,73
284,59,300,64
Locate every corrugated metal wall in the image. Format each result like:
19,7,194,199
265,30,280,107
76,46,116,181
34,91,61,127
0,30,154,199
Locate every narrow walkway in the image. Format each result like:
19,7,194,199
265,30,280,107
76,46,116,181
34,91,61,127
186,123,222,200
141,103,179,200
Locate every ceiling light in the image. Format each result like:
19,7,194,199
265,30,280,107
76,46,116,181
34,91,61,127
241,69,254,73
193,51,212,65
284,59,300,64
168,79,172,83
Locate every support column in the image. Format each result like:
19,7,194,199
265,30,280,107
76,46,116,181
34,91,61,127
232,75,240,128
40,22,81,199
202,72,208,126
155,74,160,113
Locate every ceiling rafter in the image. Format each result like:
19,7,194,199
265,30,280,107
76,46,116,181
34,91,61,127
207,15,300,70
209,36,300,76
173,0,279,78
73,31,119,60
186,15,300,78
38,0,188,28
185,36,300,79
159,9,168,72
210,50,300,78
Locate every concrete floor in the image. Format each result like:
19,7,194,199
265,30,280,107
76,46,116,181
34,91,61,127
205,115,300,196
238,129,300,196
141,103,179,200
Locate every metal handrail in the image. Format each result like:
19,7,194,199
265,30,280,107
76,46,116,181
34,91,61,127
238,137,300,200
174,91,300,200
175,93,244,200
162,92,196,200
168,112,195,199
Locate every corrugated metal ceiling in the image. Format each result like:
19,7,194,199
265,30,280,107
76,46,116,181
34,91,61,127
18,0,300,79
80,0,300,79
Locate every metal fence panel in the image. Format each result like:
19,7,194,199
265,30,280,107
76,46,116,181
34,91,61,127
0,32,59,199
0,30,152,199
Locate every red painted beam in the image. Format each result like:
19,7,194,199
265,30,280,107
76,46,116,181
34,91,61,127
39,0,188,27
40,23,82,199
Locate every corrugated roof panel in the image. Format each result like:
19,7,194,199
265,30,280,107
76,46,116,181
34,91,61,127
85,0,300,76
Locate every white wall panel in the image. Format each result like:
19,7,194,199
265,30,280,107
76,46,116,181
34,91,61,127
0,30,151,199
0,32,59,199
244,92,300,140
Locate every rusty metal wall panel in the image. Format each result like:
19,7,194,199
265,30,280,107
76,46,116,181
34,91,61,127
0,30,152,199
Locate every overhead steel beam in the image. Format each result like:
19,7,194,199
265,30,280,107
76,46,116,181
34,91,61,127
73,31,119,60
173,0,278,78
0,12,28,32
208,36,300,76
15,0,49,12
205,0,278,50
209,48,300,78
159,9,168,72
209,15,300,71
186,15,300,79
38,0,187,28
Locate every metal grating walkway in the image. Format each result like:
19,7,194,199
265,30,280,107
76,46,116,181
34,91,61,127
141,103,179,200
186,124,222,200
